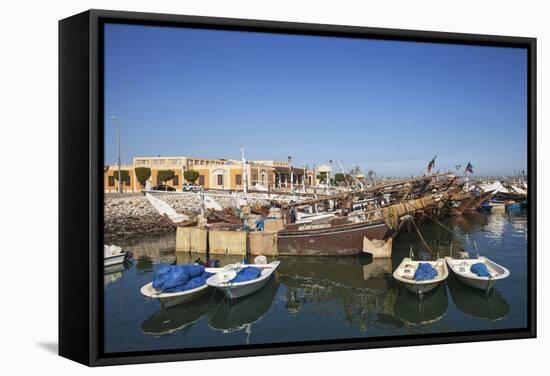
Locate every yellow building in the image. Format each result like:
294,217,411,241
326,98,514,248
104,155,318,193
104,164,135,193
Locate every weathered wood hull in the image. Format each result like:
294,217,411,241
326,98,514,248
451,191,494,215
276,220,390,256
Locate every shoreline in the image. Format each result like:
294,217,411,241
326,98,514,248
104,192,270,241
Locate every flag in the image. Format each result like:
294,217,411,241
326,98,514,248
455,164,461,171
427,156,437,173
465,162,474,174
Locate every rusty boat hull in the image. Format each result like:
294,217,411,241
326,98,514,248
276,220,391,256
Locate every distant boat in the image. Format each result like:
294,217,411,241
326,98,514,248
506,200,527,211
489,200,506,211
445,256,510,291
479,202,493,212
206,261,281,300
393,258,449,295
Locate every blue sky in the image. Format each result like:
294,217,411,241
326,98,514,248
104,23,527,176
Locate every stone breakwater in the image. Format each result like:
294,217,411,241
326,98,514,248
104,193,270,240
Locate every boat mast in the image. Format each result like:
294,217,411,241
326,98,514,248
303,163,306,192
241,146,248,195
288,156,294,192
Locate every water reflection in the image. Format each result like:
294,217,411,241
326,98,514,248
484,212,507,243
141,294,213,336
279,255,401,332
447,275,509,321
208,277,279,334
393,284,448,325
141,277,280,338
104,263,125,287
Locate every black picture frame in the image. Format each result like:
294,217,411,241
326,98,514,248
59,9,537,367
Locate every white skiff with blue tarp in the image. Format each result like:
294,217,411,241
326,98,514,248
393,258,449,295
445,256,509,291
206,261,281,300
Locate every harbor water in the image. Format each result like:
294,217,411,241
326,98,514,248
104,209,528,353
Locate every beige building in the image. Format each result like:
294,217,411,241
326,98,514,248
104,155,318,193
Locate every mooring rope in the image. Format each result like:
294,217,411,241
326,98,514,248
402,200,471,246
409,217,436,255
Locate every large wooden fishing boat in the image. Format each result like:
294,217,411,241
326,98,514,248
277,217,390,256
276,191,452,256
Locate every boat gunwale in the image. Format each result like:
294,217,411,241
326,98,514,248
206,261,281,288
278,219,387,237
444,256,510,281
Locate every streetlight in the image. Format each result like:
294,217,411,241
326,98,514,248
110,116,122,193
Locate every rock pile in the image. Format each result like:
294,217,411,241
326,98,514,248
104,193,270,240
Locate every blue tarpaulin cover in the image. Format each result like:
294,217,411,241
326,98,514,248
152,264,207,292
230,267,263,283
470,262,491,277
163,271,215,293
413,263,438,281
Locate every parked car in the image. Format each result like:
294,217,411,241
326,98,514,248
152,184,176,192
182,183,201,192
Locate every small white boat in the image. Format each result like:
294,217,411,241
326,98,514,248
206,261,281,300
140,265,232,308
104,244,127,267
393,258,449,295
445,256,510,291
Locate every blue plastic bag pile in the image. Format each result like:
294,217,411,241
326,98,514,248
470,262,490,277
152,264,214,293
230,267,263,283
413,263,438,281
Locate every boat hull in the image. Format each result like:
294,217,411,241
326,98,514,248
220,274,272,300
140,282,210,308
455,274,493,291
403,281,441,295
276,220,390,256
104,253,126,267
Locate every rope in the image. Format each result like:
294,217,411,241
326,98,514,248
403,200,471,246
409,217,436,254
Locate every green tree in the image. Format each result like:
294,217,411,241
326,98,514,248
113,170,130,183
157,170,175,190
134,167,151,187
113,170,130,192
184,170,199,183
317,171,328,183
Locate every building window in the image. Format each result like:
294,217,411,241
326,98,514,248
108,176,115,186
235,174,242,185
172,175,179,185
198,175,205,186
217,174,223,186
